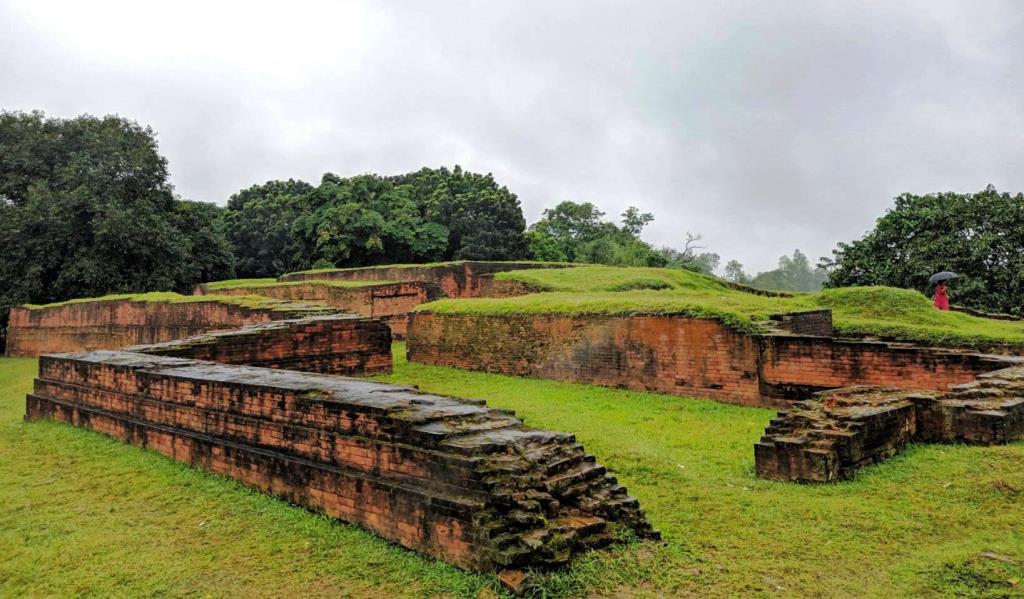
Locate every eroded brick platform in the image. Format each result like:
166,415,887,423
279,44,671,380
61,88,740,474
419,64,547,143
5,298,337,357
130,315,392,375
279,261,565,298
755,365,1024,482
196,281,443,339
408,312,1019,408
25,350,658,571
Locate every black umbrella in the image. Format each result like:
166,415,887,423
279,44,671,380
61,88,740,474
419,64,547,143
929,271,959,284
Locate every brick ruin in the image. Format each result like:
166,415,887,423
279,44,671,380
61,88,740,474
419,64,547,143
5,298,336,357
21,310,658,572
755,363,1024,482
278,261,566,298
129,315,392,375
25,354,658,571
407,311,1018,408
196,281,443,339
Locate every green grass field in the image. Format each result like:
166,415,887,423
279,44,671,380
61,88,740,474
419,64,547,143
3,347,1023,597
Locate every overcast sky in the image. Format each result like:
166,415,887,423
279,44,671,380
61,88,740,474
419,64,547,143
2,1,1021,272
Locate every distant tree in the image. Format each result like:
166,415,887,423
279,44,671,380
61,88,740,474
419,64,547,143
749,250,827,292
527,202,665,266
822,186,1024,314
657,233,719,275
0,111,235,341
620,206,654,236
723,260,750,284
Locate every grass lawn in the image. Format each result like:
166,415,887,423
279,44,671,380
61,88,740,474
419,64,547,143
3,347,1024,597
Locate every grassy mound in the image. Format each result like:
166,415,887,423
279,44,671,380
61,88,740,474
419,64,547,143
821,287,1024,347
427,265,1024,348
21,291,331,313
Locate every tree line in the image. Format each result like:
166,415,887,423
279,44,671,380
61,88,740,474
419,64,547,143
2,111,1022,349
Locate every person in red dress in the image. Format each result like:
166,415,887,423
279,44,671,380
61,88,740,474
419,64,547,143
933,282,950,311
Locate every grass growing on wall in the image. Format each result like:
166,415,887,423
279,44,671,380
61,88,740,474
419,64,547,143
204,279,400,290
2,348,1023,597
436,265,1024,347
284,260,571,277
21,292,332,313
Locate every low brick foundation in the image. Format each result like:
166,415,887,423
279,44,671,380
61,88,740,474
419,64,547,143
197,282,443,339
755,365,1024,481
25,350,658,571
5,299,336,357
407,312,1019,407
279,261,565,298
130,315,392,376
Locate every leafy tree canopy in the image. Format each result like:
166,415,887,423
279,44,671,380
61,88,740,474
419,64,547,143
0,111,235,334
526,201,666,267
822,186,1024,315
224,166,529,277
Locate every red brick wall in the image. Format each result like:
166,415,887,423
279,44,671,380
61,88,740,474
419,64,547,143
200,282,442,339
131,315,392,376
408,312,767,405
5,300,335,357
758,335,1012,399
278,261,564,298
408,312,1018,407
26,350,656,571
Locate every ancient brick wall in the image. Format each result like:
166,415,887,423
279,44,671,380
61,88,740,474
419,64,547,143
408,312,1018,408
756,363,1024,482
757,335,1012,400
131,315,392,376
408,312,767,406
198,282,443,339
5,300,336,358
26,350,657,571
279,261,565,298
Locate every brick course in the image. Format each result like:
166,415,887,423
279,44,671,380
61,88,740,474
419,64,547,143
407,312,1019,408
130,315,392,376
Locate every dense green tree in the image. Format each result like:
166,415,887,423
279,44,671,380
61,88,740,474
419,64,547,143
822,186,1024,315
223,166,529,277
525,201,665,266
0,111,235,341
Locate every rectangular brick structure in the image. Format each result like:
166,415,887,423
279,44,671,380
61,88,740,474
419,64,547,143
407,312,1019,408
755,364,1024,481
279,261,566,298
130,315,392,376
25,350,658,571
196,281,443,339
5,297,337,357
